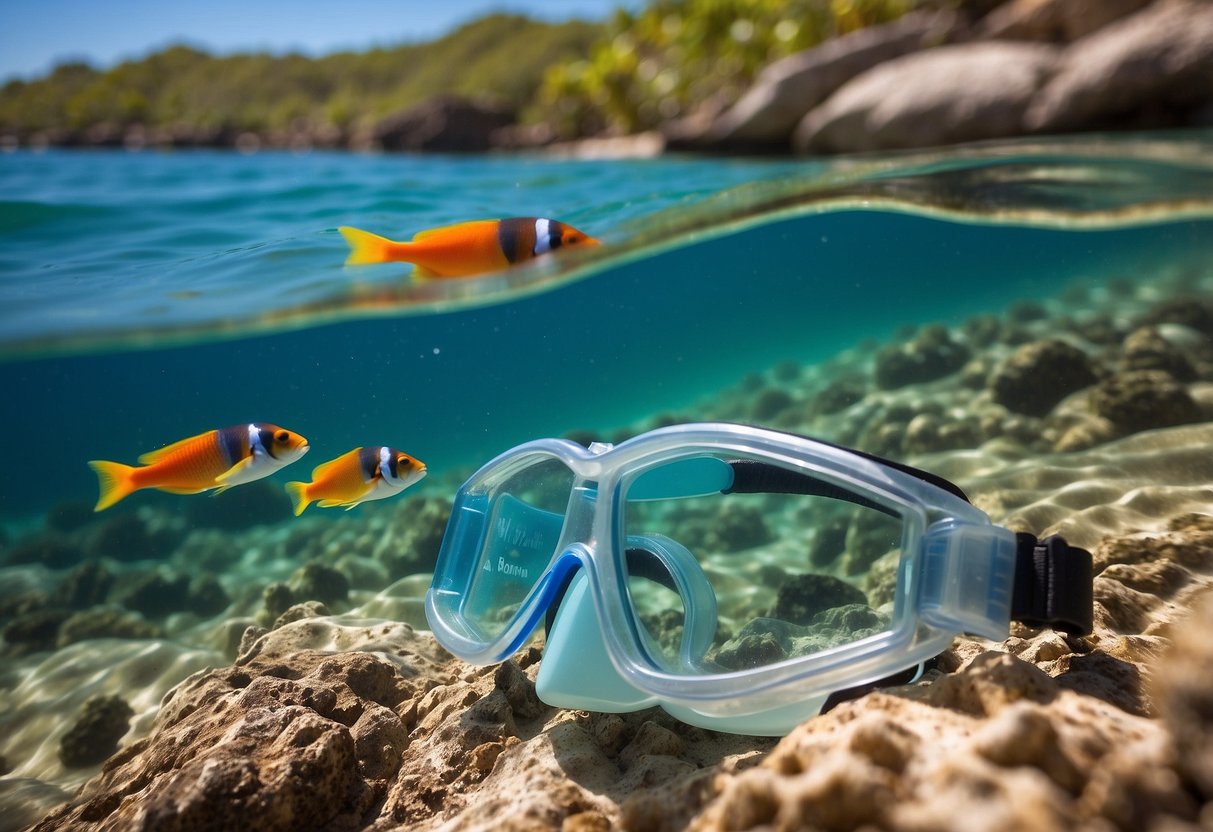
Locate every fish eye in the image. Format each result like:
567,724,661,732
276,431,289,443
399,455,411,465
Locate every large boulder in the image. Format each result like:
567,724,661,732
978,0,1153,42
1024,0,1213,132
666,10,961,151
370,95,515,153
794,41,1059,153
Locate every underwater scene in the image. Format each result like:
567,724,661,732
2,130,1213,828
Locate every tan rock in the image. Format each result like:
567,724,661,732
25,505,1213,831
1025,0,1213,132
795,42,1059,154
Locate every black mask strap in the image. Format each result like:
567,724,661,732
1011,532,1094,636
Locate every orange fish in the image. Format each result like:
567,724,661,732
338,217,600,277
285,446,426,515
89,423,310,511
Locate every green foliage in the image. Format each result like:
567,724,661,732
0,15,602,138
538,0,915,137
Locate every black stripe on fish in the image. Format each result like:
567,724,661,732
498,217,537,265
256,425,277,459
217,425,247,467
358,446,382,482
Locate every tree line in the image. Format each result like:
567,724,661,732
0,1,915,147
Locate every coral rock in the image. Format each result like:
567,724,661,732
289,561,350,607
58,694,134,768
1121,325,1197,381
873,324,970,390
1155,592,1213,801
771,573,868,626
989,338,1100,417
1090,370,1201,434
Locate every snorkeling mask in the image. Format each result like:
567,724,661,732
425,423,1092,735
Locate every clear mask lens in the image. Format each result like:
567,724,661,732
460,454,574,640
622,452,906,675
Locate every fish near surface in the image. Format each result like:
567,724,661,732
338,217,599,277
89,423,310,511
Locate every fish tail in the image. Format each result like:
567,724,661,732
284,481,312,516
88,460,138,512
339,226,402,266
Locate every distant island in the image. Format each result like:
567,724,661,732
2,0,1210,156
0,14,603,153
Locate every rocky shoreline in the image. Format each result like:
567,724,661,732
21,514,1213,831
5,0,1212,157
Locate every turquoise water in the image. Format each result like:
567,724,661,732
1,135,1212,517
1,133,1213,822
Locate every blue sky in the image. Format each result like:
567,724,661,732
0,0,631,82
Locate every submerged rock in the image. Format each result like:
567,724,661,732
115,571,191,619
57,607,161,647
2,608,71,655
25,502,1213,830
3,535,80,569
809,375,867,416
272,601,331,630
259,582,296,627
55,559,114,610
1155,592,1213,802
1090,370,1201,434
186,573,231,617
374,497,452,580
290,562,351,607
750,387,795,421
184,479,293,530
873,324,970,390
1120,325,1198,380
58,694,134,768
1140,296,1213,338
989,338,1100,417
771,573,868,626
88,512,179,562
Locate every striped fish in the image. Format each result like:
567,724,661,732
285,446,426,515
88,423,309,511
338,217,600,277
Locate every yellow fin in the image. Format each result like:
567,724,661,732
138,429,216,464
214,456,254,486
160,486,211,495
339,226,399,266
316,484,373,510
89,460,137,512
284,481,311,516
